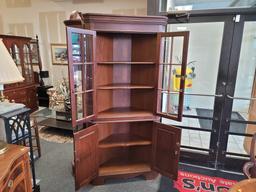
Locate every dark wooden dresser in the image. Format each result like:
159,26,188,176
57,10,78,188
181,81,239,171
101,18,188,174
0,144,32,192
0,34,38,112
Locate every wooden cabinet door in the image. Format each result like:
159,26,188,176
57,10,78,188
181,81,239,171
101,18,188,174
74,124,98,190
156,32,189,121
66,27,96,127
152,122,181,180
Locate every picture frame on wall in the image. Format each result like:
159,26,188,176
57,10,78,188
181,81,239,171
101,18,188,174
51,43,68,65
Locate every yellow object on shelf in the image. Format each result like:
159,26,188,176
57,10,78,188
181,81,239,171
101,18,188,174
172,67,193,91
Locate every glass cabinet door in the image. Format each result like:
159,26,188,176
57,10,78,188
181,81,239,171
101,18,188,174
66,27,96,127
9,44,23,75
23,44,33,83
157,31,189,121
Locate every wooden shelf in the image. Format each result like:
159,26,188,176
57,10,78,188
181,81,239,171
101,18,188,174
97,61,155,65
99,133,151,148
72,62,93,65
97,107,154,121
159,63,181,66
97,83,154,90
99,158,151,176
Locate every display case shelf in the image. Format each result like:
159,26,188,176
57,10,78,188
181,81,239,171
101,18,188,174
73,62,93,65
99,133,151,148
97,107,154,121
99,158,151,177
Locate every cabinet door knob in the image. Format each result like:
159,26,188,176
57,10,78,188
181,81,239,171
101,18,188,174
8,179,14,188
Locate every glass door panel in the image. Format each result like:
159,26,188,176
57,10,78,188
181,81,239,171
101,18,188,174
226,21,256,162
226,134,247,156
158,0,253,13
157,32,189,121
180,129,211,151
23,44,33,83
66,27,96,127
10,44,23,75
167,22,224,115
162,22,224,159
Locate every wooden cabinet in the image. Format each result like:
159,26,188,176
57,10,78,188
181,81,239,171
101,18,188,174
0,144,32,192
152,122,181,180
64,13,189,190
74,124,98,189
0,35,38,112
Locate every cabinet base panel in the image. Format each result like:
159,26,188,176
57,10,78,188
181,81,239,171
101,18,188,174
91,171,158,185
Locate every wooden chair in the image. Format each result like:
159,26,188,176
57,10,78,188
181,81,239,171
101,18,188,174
243,133,256,178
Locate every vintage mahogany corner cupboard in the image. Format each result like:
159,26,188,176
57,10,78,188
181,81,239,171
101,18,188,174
64,13,189,190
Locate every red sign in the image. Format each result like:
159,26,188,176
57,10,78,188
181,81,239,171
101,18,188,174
174,171,237,192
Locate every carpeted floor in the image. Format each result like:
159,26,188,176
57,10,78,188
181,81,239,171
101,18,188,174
34,139,74,192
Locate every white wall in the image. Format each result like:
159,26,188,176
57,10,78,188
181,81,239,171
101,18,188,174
0,0,147,86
